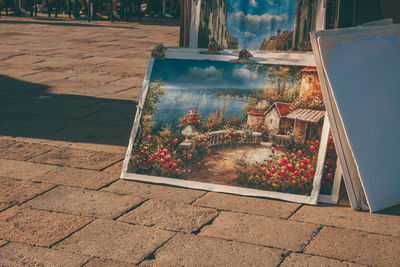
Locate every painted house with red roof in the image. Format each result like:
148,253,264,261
246,102,292,132
246,110,267,129
263,102,292,133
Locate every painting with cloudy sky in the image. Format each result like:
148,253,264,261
226,0,296,50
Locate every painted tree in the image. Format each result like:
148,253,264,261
140,80,166,134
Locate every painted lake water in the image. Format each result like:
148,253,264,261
155,88,253,128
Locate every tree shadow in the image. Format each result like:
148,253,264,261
0,74,137,147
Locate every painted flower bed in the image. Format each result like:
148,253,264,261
236,140,320,195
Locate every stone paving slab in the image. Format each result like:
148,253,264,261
102,180,206,204
141,233,284,267
84,258,136,267
0,203,10,212
31,166,118,190
0,177,55,204
24,186,144,219
0,141,56,161
0,242,90,267
280,253,365,267
119,199,218,233
30,147,123,170
0,206,93,247
53,219,175,264
290,204,400,237
194,192,301,219
0,159,58,180
103,161,124,175
305,227,400,266
199,211,320,251
68,141,127,154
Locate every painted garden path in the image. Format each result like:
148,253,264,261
193,145,273,185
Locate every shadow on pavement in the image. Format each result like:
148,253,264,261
0,74,137,147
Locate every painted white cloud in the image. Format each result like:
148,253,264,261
188,66,223,78
229,11,287,27
233,68,258,80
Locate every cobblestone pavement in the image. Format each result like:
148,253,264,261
0,16,399,266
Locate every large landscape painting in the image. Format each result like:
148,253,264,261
126,58,337,197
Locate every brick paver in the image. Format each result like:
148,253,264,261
0,242,90,266
31,166,119,190
305,227,400,266
0,206,93,247
119,199,219,233
53,219,175,264
0,141,56,161
280,253,365,267
141,233,284,267
84,258,136,267
199,211,320,251
0,176,55,204
24,186,144,219
291,204,400,237
194,192,301,219
0,159,58,180
31,147,123,170
0,16,399,266
102,180,205,204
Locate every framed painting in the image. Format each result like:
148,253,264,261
189,0,327,51
121,49,335,205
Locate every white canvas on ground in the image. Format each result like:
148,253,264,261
121,48,339,205
311,24,400,212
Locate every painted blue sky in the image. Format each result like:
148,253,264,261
226,0,296,50
150,58,270,89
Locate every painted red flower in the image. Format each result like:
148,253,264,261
282,158,288,165
147,135,151,141
310,145,316,152
271,147,275,153
162,148,168,154
310,168,315,175
173,138,178,144
159,153,165,158
270,168,276,174
172,163,177,169
297,150,302,156
327,173,332,179
177,159,182,165
187,154,192,160
162,164,169,169
316,140,320,147
165,155,171,162
159,159,164,164
143,146,148,151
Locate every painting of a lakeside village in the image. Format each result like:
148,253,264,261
128,58,337,196
199,0,318,52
